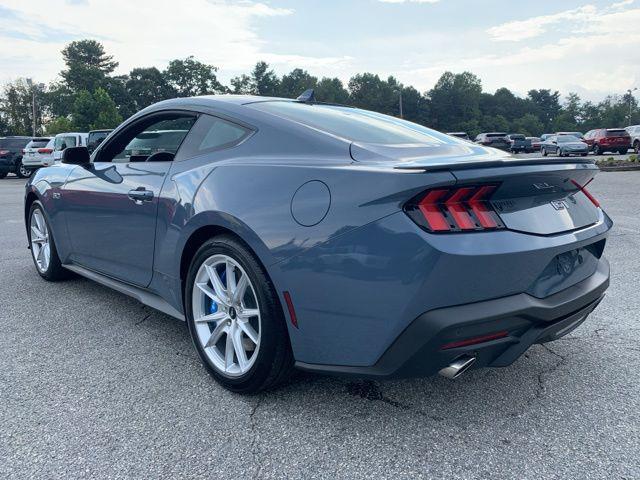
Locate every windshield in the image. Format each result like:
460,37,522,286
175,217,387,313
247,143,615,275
557,135,581,143
509,134,525,140
249,101,455,145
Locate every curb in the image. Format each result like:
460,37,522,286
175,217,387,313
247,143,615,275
598,164,640,172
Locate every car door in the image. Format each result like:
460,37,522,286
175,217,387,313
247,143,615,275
61,111,198,287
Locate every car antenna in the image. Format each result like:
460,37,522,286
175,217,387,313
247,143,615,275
296,89,315,103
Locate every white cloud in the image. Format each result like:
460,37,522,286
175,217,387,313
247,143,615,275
0,0,351,84
391,2,640,100
487,0,636,42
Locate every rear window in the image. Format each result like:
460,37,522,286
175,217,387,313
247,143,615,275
527,137,541,142
487,133,507,138
606,129,629,137
0,138,30,149
509,134,525,140
249,101,453,145
26,139,50,149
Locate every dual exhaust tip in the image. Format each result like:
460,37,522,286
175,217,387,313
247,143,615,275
438,355,476,379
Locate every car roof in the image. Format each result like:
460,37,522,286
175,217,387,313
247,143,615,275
89,129,113,133
55,132,88,136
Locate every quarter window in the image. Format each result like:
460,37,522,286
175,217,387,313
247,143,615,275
176,114,251,160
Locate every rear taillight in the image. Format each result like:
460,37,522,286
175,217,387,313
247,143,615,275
405,184,504,233
571,179,600,208
38,148,53,154
0,149,9,155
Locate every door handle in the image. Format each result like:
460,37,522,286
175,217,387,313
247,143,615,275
128,187,154,204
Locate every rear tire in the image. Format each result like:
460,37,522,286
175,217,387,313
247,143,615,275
619,148,628,155
28,201,70,281
0,171,7,179
185,235,294,393
16,160,32,179
634,141,639,154
594,144,602,155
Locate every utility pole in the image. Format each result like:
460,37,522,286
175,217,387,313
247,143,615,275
398,88,404,119
627,87,637,125
26,78,36,136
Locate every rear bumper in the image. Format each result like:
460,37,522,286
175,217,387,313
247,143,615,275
296,258,609,378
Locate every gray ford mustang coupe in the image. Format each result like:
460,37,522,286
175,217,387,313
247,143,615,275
24,94,611,393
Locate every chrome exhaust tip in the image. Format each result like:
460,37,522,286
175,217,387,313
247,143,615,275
438,355,476,379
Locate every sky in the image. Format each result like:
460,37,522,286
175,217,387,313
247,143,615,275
1,0,639,102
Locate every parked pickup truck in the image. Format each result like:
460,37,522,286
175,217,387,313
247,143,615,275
506,134,532,153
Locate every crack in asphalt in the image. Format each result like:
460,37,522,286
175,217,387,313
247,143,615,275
135,313,152,326
344,380,445,422
249,396,265,479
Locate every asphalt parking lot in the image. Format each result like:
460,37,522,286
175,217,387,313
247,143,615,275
1,172,639,479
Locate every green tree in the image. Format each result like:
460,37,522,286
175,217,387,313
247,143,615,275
428,71,482,132
126,67,176,110
348,73,397,115
164,56,225,97
527,89,561,131
0,78,46,136
251,61,280,96
104,75,135,119
45,116,75,135
315,77,349,104
72,88,122,131
279,69,317,98
511,113,544,136
61,40,118,92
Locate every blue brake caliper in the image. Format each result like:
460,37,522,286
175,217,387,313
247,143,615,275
207,268,227,315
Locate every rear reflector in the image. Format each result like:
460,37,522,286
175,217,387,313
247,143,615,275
406,184,504,233
440,331,509,350
283,291,298,328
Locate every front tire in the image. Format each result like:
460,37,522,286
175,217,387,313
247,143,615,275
185,236,294,393
634,141,639,154
541,147,548,156
594,144,602,155
28,201,69,281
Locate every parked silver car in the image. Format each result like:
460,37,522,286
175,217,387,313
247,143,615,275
626,125,640,153
541,135,588,157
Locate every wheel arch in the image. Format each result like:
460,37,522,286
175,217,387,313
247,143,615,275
177,221,296,350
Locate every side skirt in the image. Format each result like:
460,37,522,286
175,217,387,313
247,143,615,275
63,264,185,321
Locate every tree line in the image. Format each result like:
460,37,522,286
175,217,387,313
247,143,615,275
1,39,638,138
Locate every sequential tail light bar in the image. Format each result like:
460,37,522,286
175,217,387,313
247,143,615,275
405,184,504,233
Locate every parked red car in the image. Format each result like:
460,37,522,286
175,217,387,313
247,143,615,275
583,128,631,154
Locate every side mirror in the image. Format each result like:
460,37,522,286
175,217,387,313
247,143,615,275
62,146,90,165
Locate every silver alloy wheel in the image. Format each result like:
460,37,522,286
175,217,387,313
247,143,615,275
30,209,50,273
191,254,261,377
19,163,31,177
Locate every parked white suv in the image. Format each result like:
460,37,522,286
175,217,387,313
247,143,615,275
626,125,640,153
21,137,54,171
52,132,88,162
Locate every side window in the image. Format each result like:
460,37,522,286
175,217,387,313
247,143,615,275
96,114,197,163
176,114,251,161
54,136,75,151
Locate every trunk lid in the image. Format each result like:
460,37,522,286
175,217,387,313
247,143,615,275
351,142,601,235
